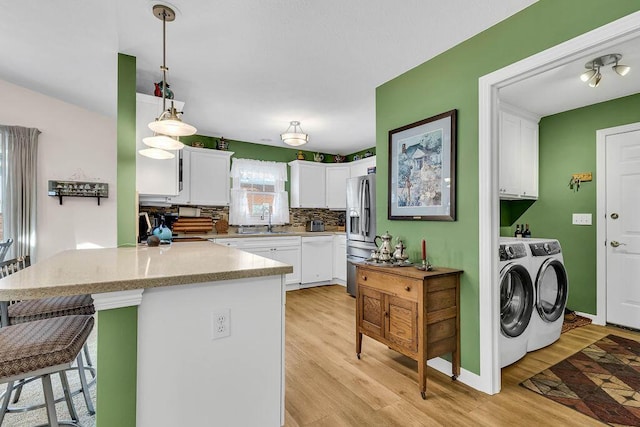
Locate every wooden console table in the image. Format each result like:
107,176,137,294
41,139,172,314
355,264,462,399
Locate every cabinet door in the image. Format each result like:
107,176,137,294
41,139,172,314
385,294,418,353
499,111,521,198
272,246,301,285
358,285,384,338
519,119,538,199
136,94,182,196
189,148,231,206
326,166,350,209
301,236,333,283
166,149,189,205
289,161,326,208
350,156,376,178
332,235,347,282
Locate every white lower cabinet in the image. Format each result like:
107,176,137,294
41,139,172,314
332,234,347,285
214,237,301,288
301,236,334,285
213,234,347,289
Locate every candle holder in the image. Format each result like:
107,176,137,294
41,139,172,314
415,258,433,271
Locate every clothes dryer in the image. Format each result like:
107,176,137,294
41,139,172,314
498,239,535,367
525,239,568,351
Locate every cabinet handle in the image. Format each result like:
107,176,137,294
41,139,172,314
405,286,411,292
384,311,389,317
361,276,367,281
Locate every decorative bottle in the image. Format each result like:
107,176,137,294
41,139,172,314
515,224,521,238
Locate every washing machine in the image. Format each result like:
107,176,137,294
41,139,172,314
525,239,569,352
498,239,535,368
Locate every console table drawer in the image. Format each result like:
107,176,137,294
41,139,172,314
358,269,418,301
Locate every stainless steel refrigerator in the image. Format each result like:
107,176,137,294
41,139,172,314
346,174,377,296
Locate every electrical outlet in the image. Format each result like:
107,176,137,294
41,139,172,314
572,213,592,225
212,309,230,340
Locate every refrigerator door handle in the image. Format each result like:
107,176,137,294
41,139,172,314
359,179,366,236
362,179,370,237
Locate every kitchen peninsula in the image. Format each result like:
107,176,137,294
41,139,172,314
0,241,292,427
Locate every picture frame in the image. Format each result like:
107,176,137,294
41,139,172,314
388,109,457,221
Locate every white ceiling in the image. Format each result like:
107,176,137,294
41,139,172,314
500,35,640,117
0,0,540,154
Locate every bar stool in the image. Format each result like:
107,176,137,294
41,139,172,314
0,257,96,415
0,314,95,427
0,239,13,263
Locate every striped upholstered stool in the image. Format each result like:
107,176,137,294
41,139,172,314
0,314,95,426
0,256,97,415
6,295,97,414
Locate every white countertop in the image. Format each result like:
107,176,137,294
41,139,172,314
0,241,292,300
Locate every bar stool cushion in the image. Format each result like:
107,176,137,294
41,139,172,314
0,315,94,380
8,295,95,325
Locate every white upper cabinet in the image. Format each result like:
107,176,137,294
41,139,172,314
289,158,375,209
167,146,233,206
136,93,183,196
325,165,350,209
289,161,327,208
349,156,376,178
499,105,539,200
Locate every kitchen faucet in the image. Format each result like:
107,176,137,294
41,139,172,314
261,205,273,232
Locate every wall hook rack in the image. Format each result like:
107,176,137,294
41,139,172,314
48,180,108,205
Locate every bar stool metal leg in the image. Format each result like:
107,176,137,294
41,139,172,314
59,370,79,423
76,352,95,415
0,381,14,425
42,374,60,427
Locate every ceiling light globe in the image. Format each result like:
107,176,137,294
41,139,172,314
139,148,175,159
281,132,309,146
148,119,197,137
580,69,596,82
143,135,185,150
613,64,631,77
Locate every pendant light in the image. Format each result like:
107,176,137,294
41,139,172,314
140,5,196,159
579,53,630,88
281,121,309,147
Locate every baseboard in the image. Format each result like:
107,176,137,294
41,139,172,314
575,311,601,325
427,357,484,393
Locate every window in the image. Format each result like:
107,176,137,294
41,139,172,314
229,158,289,226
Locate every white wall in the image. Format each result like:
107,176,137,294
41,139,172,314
0,78,117,261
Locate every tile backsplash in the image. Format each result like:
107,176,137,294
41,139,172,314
140,205,345,232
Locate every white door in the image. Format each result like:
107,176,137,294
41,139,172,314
606,129,640,329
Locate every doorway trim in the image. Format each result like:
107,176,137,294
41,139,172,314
596,121,640,326
478,11,640,395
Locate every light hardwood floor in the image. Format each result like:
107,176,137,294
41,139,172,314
284,285,640,426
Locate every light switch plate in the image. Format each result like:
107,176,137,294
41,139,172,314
572,213,592,225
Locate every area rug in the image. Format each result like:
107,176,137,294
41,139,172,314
521,335,640,426
562,312,592,334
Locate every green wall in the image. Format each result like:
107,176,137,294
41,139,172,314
102,53,138,427
376,0,640,374
506,93,640,314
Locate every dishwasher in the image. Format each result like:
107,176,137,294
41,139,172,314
301,235,334,285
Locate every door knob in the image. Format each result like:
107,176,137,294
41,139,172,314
610,241,626,247
611,213,619,219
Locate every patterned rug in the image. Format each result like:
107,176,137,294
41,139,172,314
521,335,640,426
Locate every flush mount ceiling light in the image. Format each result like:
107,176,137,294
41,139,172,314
281,121,309,147
580,53,631,88
140,5,196,159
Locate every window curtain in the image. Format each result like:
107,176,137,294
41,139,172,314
0,125,40,258
229,158,289,225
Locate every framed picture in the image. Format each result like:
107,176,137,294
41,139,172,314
388,109,457,221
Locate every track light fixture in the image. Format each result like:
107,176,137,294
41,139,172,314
580,53,630,88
